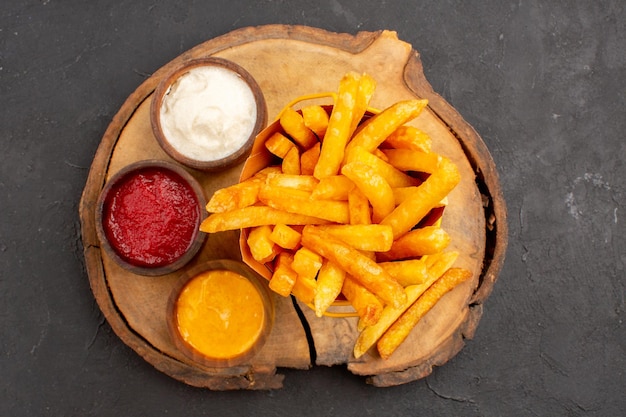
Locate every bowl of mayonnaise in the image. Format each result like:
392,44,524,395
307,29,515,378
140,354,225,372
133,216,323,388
151,57,267,171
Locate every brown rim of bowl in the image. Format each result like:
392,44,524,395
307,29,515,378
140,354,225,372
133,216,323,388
150,57,268,171
166,259,275,369
95,159,207,277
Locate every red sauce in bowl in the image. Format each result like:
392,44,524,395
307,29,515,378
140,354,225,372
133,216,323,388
101,165,202,269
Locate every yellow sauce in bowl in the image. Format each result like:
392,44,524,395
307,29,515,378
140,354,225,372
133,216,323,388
174,269,267,361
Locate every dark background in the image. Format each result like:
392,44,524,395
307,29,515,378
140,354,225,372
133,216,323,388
2,1,624,416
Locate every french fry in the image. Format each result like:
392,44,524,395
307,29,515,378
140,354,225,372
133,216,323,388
266,173,319,191
311,175,355,200
352,255,461,358
270,251,317,304
382,125,432,153
269,223,302,250
301,226,406,308
381,148,442,175
291,273,317,305
348,188,372,225
316,224,393,252
344,145,420,188
341,162,395,223
300,142,321,176
259,184,350,224
349,73,377,135
269,252,296,297
342,276,384,328
314,260,346,317
392,186,420,205
381,157,460,239
377,268,472,359
378,259,429,287
377,226,451,261
423,251,459,278
372,148,390,162
253,166,283,179
280,107,318,149
200,206,329,233
247,225,280,263
205,167,280,213
282,146,301,175
269,265,297,297
344,99,428,156
314,72,361,179
301,105,330,139
353,284,423,358
205,180,261,214
259,183,312,200
265,132,296,158
291,247,323,281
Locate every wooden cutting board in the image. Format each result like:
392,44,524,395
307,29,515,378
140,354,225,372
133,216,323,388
79,25,507,390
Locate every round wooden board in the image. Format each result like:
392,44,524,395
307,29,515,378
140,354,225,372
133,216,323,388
79,25,507,390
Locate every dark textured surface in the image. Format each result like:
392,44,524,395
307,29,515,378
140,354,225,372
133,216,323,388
1,1,624,415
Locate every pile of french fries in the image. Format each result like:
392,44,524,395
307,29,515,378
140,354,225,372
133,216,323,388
200,72,472,360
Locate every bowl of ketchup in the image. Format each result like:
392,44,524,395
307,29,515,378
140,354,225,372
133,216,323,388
95,160,207,276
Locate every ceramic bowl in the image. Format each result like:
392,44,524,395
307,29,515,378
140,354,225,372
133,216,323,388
95,160,207,276
151,57,267,171
166,259,274,368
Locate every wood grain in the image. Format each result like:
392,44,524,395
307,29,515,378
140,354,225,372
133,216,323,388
79,25,507,389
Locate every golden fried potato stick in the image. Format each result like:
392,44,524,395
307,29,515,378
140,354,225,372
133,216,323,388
381,157,460,239
301,226,406,308
344,99,428,157
311,175,355,200
291,247,323,281
300,142,321,176
269,223,302,250
247,225,280,263
259,184,350,224
423,251,459,277
379,259,429,287
316,224,393,252
381,148,442,175
301,105,330,139
377,226,451,261
280,107,318,149
269,253,297,297
205,166,280,213
342,162,395,223
344,146,420,188
260,183,312,200
348,188,372,225
314,260,346,317
314,72,361,179
392,186,422,205
200,206,329,233
282,146,301,175
291,273,317,305
342,276,384,328
349,73,377,135
205,180,261,214
265,132,296,158
266,173,319,191
382,125,432,153
377,267,472,359
372,148,390,162
352,252,460,358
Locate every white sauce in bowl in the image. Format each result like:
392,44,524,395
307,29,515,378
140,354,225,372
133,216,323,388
159,66,257,162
